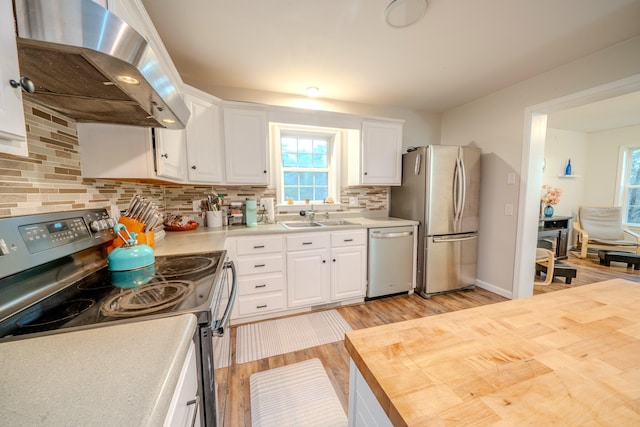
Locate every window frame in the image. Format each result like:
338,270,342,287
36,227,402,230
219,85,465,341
617,145,640,225
270,123,341,208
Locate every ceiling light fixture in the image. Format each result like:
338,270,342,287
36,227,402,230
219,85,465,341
306,86,320,97
385,0,427,28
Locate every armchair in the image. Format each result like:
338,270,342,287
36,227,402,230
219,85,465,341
535,248,555,286
574,206,640,259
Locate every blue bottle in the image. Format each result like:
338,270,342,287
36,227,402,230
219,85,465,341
565,159,572,176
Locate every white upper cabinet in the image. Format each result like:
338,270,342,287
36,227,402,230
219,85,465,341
349,120,403,186
0,0,28,157
183,86,224,184
223,106,269,185
154,128,187,181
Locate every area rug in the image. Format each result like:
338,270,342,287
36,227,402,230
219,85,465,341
250,358,347,427
236,310,352,364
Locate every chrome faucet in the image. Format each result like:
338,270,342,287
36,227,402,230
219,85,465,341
299,205,315,223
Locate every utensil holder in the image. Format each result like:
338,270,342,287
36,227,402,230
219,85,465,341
206,211,222,228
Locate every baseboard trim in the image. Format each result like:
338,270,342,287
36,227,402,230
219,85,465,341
476,280,513,299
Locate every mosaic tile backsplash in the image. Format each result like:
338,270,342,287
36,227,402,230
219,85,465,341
0,101,388,219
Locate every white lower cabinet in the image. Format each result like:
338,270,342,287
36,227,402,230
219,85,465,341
228,234,286,320
330,229,367,301
164,342,201,427
287,233,330,308
348,359,392,427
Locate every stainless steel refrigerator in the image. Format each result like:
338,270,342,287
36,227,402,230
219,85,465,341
390,145,481,298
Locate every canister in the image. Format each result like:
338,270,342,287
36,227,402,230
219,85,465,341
245,198,257,227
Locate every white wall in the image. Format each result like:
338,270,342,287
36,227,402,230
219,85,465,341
440,36,640,298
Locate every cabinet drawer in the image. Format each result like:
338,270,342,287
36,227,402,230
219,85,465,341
237,293,285,316
331,229,367,247
236,236,283,255
286,233,329,251
238,273,285,296
237,254,284,275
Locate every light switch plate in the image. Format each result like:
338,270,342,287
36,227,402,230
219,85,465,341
504,203,514,216
349,197,359,207
192,200,201,212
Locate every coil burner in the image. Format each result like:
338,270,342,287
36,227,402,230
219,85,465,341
100,280,195,318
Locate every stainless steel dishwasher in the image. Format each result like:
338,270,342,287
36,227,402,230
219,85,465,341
367,226,414,298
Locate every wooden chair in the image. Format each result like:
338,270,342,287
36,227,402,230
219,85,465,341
535,248,555,286
573,206,640,259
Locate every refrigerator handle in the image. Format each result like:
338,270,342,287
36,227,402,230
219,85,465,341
459,156,467,221
453,158,463,223
414,153,421,175
433,233,477,242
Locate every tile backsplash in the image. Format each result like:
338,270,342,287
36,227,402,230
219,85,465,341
0,100,388,218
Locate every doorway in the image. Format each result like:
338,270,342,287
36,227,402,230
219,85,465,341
513,73,640,299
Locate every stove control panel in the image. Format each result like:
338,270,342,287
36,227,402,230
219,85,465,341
19,217,91,253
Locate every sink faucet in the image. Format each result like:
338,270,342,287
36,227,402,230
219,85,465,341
299,205,315,223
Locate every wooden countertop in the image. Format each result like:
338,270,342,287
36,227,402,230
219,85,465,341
345,279,640,426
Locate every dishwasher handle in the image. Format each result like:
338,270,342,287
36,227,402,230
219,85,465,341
370,231,413,239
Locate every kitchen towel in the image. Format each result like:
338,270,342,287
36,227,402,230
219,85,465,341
250,358,347,427
236,310,352,364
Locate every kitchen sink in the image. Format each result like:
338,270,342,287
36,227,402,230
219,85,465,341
281,221,324,229
315,219,359,226
280,219,359,229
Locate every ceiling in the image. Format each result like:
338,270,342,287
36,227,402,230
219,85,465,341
141,0,640,113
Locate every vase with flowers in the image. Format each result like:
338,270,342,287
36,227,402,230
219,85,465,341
541,185,562,217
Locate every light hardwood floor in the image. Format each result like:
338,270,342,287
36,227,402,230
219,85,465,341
225,251,639,426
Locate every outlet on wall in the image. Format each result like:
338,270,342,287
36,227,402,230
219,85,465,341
349,196,359,207
192,200,201,212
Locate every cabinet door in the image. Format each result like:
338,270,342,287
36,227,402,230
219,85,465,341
331,245,367,301
184,91,224,183
361,120,402,185
0,0,28,157
223,107,269,185
155,128,187,181
287,249,330,308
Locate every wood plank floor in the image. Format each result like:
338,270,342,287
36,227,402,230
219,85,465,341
224,251,640,426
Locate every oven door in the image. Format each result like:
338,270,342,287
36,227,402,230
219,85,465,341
209,260,237,427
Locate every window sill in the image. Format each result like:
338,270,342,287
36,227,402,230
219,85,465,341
276,203,341,212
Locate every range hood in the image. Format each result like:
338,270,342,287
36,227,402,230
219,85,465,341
13,0,190,129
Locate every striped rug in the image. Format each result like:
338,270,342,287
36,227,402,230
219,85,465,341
236,310,352,364
250,358,347,427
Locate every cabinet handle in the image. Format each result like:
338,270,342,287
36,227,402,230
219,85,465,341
161,153,168,158
255,284,266,288
191,165,197,169
333,259,336,262
343,239,353,242
263,170,267,173
364,172,368,175
253,245,265,249
257,304,267,309
302,242,313,245
254,264,266,268
322,260,326,263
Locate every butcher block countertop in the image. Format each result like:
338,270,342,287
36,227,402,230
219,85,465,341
345,279,640,426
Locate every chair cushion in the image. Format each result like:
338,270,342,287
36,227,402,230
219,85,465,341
589,238,637,246
579,207,625,240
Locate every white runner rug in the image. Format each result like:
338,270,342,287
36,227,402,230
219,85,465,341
236,310,352,364
250,358,347,427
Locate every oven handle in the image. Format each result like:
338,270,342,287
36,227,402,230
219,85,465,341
214,260,237,336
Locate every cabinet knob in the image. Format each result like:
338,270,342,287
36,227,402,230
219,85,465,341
263,170,267,174
191,165,197,169
364,172,368,175
332,259,336,262
322,260,326,263
9,77,35,93
161,153,168,159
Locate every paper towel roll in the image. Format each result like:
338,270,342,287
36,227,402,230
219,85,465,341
262,197,275,222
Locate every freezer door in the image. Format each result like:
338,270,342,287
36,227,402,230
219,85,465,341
425,145,459,235
423,233,477,296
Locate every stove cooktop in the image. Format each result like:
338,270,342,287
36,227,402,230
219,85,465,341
0,252,224,340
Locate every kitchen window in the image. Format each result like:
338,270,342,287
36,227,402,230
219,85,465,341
270,123,341,206
618,146,640,224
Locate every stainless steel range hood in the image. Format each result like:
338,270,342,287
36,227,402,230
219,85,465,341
13,0,190,129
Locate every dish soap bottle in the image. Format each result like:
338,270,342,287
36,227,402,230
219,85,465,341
565,159,572,176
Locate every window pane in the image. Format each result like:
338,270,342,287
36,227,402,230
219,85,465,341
282,153,297,167
283,172,298,185
284,187,298,200
300,187,313,200
314,172,327,185
627,187,640,223
631,150,640,185
298,139,313,153
298,153,313,167
313,154,327,168
315,187,328,200
313,140,327,154
281,137,297,153
300,172,314,185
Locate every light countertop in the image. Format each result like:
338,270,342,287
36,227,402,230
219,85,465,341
154,215,418,256
0,314,197,426
345,279,640,426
